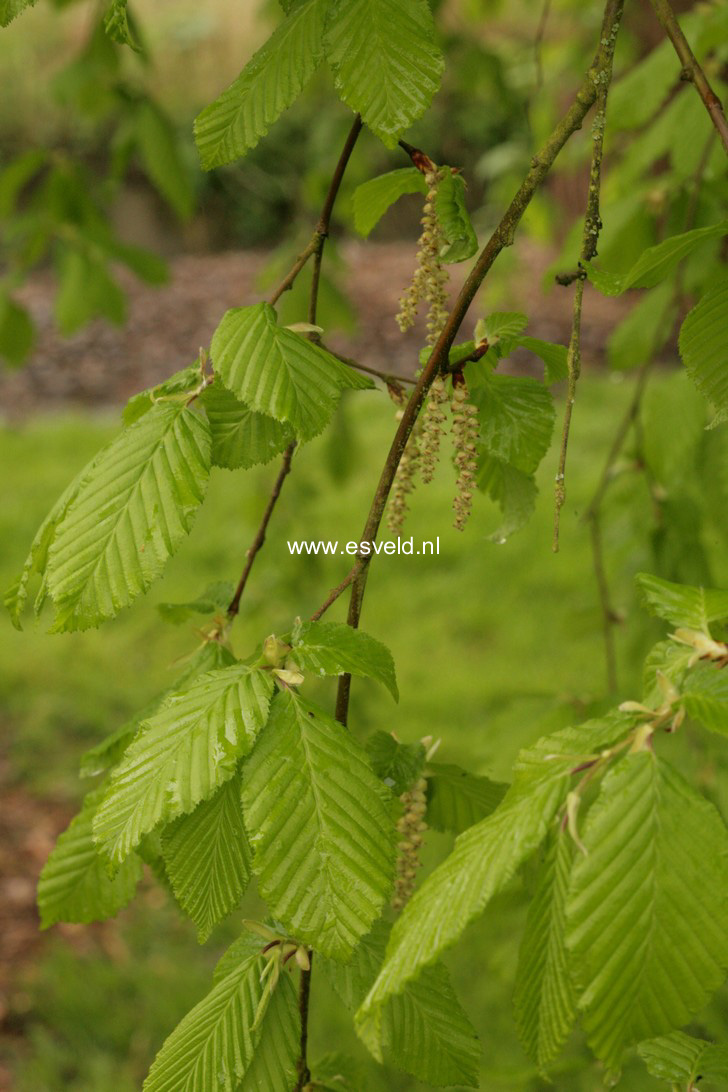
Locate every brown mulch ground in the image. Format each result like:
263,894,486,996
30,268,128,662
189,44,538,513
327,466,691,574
0,241,628,418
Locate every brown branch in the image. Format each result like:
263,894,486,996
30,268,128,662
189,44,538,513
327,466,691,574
226,443,296,618
331,0,627,725
553,5,623,552
322,345,417,386
310,565,361,623
647,0,728,155
292,955,313,1092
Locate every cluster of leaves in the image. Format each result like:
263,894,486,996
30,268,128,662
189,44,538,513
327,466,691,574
0,0,194,364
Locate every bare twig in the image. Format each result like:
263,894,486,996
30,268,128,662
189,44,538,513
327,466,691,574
292,955,313,1092
647,0,728,154
553,9,623,551
332,0,627,726
311,566,361,622
322,345,417,386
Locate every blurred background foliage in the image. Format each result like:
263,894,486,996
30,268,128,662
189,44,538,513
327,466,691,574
2,0,728,1089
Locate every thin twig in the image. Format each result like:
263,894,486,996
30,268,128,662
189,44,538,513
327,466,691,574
226,443,296,618
332,0,627,726
292,955,313,1092
553,8,623,552
647,0,728,154
311,566,361,622
322,345,417,386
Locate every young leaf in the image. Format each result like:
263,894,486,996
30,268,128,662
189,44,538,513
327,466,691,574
516,335,568,385
80,642,236,778
94,665,274,865
0,293,34,366
122,365,203,427
157,582,235,625
143,952,297,1091
366,731,425,796
290,619,398,699
0,0,37,27
635,572,728,631
352,167,427,236
475,311,528,342
162,774,251,942
513,829,576,1071
472,374,555,475
104,0,142,51
681,666,728,736
606,281,675,373
566,753,728,1071
679,278,728,426
324,0,444,147
585,220,728,296
638,1031,728,1086
242,689,395,960
434,171,478,263
37,788,142,929
322,918,480,1087
211,302,371,441
238,973,299,1091
426,762,508,834
200,381,293,470
46,402,211,632
358,715,631,1021
194,0,327,169
477,454,538,543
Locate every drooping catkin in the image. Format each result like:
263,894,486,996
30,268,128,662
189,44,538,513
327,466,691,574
451,380,479,531
387,426,420,535
419,376,447,484
392,776,428,911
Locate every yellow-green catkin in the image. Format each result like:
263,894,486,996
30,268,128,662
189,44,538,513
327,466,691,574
420,376,448,484
392,776,428,911
387,425,420,535
451,381,479,531
395,169,446,334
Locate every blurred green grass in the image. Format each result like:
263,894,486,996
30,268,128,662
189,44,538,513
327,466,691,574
3,373,726,1090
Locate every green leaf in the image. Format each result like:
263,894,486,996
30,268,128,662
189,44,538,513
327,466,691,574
0,0,36,27
122,365,203,426
434,170,478,263
80,642,236,778
682,666,728,736
516,336,568,385
475,311,528,343
0,293,34,366
162,774,252,942
135,100,195,220
211,302,371,441
641,640,693,709
37,789,142,929
366,731,425,796
143,952,297,1092
679,278,728,426
606,281,676,373
513,830,576,1071
638,1032,728,1086
310,1054,366,1091
45,403,210,632
636,572,728,631
472,374,555,475
477,454,538,543
358,715,631,1019
200,381,293,470
290,619,398,700
157,582,235,625
585,221,728,296
242,690,395,960
426,762,508,834
93,664,274,864
566,753,728,1071
238,972,299,1091
104,0,142,51
54,246,126,334
323,919,480,1087
352,167,427,235
324,0,444,147
194,0,327,169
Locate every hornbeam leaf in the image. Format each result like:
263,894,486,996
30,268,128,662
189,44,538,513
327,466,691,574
122,365,202,427
162,774,252,942
290,619,398,699
435,170,478,264
638,1031,728,1085
323,919,480,1087
477,454,538,543
566,753,728,1071
0,0,36,27
211,303,372,441
679,278,728,425
324,0,444,147
194,0,327,169
94,665,274,865
352,168,427,235
200,381,293,470
157,582,235,625
46,402,211,632
143,953,297,1092
681,666,728,736
513,829,576,1070
636,572,728,631
358,715,632,1020
242,690,395,960
472,374,555,476
585,220,728,296
426,762,508,834
238,973,299,1091
366,731,425,796
37,789,142,928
